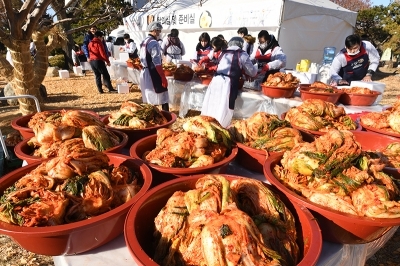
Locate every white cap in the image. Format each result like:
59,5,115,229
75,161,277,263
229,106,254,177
147,21,163,31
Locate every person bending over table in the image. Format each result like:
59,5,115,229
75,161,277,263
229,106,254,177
250,30,286,82
201,37,258,128
120,33,138,59
139,21,169,111
197,37,228,70
329,34,380,86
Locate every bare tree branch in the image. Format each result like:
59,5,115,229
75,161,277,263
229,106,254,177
25,0,54,35
2,0,16,25
18,0,36,25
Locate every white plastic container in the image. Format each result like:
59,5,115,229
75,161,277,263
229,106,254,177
350,81,385,105
73,66,82,75
117,83,129,94
119,52,129,61
285,70,317,84
58,70,69,79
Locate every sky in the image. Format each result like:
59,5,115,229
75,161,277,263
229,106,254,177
371,0,392,6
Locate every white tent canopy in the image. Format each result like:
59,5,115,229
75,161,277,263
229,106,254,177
123,0,357,68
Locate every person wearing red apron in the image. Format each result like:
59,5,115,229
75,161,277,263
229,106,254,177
330,34,380,86
195,32,212,62
250,30,286,82
201,37,257,127
139,22,169,111
197,37,227,70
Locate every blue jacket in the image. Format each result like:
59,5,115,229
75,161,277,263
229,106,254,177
82,32,109,58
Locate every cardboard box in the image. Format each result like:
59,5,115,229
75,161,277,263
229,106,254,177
117,84,129,94
58,70,69,79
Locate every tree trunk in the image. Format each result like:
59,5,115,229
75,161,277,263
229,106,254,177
32,32,50,87
0,56,14,83
10,39,42,115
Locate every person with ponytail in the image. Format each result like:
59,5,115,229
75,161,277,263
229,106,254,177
197,36,227,71
243,34,256,56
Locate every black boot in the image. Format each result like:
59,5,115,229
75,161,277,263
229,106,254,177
161,103,169,112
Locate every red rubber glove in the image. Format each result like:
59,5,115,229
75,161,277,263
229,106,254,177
208,65,218,71
155,65,168,88
262,64,270,72
214,50,222,59
198,56,210,66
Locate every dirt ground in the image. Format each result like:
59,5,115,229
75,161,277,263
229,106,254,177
0,67,400,265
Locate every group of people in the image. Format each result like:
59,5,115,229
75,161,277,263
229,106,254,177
85,29,118,94
138,25,289,127
72,26,142,94
73,22,289,126
78,22,380,128
181,27,287,127
136,23,285,125
71,26,117,93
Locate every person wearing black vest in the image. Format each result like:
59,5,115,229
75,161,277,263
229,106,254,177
161,28,186,62
201,37,257,127
330,34,380,86
120,33,138,59
250,30,286,82
139,22,169,111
